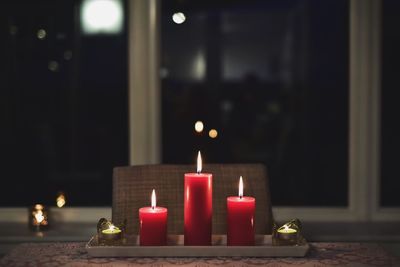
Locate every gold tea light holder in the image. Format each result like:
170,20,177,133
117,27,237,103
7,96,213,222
272,219,303,246
29,204,49,231
97,218,125,245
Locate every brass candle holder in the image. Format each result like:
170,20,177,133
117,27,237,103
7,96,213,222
29,204,49,231
272,219,303,246
97,218,125,245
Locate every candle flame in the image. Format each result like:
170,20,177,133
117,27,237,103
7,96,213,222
151,189,156,209
34,210,44,224
197,151,202,173
239,176,243,198
109,224,115,230
284,225,289,230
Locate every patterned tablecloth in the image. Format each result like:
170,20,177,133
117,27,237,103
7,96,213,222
1,242,399,267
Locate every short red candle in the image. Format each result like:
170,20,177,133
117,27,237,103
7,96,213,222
227,176,255,246
184,151,213,245
139,190,168,246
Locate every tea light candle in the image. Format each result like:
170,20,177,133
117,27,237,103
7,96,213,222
29,204,49,231
101,224,122,241
184,151,213,245
277,225,298,240
139,189,168,246
227,176,255,246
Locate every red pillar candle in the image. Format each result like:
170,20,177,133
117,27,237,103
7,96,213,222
227,176,255,246
139,189,168,246
184,151,213,245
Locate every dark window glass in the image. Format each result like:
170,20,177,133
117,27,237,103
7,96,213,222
0,0,128,206
161,0,349,206
381,0,400,207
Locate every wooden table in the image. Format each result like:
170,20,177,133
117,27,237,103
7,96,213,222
1,242,399,266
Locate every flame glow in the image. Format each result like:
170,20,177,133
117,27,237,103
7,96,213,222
239,176,243,198
151,189,156,209
34,204,44,210
34,210,44,224
197,151,202,173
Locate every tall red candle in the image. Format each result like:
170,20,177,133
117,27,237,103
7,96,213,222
227,176,255,246
184,151,213,245
139,189,168,246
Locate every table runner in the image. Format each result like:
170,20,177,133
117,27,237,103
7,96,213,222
1,242,399,266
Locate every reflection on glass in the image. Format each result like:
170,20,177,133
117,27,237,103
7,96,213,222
1,0,128,206
37,29,46,40
172,12,186,24
194,121,204,133
208,129,218,139
162,0,349,206
81,0,124,35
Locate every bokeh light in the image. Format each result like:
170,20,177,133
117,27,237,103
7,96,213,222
37,29,46,40
209,129,218,138
81,0,123,35
194,121,204,133
172,12,186,24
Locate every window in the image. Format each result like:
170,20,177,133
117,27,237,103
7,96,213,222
161,0,349,206
2,0,398,224
0,0,128,206
380,0,400,207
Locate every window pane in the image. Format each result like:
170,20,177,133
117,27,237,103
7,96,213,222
161,0,349,206
381,0,400,207
0,0,128,206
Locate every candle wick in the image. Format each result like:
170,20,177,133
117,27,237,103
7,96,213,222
240,195,242,199
197,171,200,174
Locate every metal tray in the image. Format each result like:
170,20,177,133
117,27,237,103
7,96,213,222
86,235,310,257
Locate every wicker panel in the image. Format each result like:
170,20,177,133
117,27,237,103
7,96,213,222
112,164,273,235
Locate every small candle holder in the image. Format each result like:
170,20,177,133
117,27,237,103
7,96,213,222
272,219,303,246
97,218,125,245
29,204,49,231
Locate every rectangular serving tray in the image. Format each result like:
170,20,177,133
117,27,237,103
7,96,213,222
86,235,309,257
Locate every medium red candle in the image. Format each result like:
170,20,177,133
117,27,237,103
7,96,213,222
227,176,255,246
139,189,168,246
184,151,213,245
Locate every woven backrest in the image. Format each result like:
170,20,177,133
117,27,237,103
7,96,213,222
112,164,273,235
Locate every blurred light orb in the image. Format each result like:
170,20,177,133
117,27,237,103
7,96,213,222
56,193,66,208
64,50,73,60
37,29,46,40
209,129,218,139
194,121,204,133
48,61,59,72
172,12,186,24
81,0,123,35
9,25,18,35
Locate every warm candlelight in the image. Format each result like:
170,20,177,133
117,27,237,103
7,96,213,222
151,189,156,209
277,225,298,240
29,204,49,231
227,176,255,246
101,224,122,241
239,176,243,198
56,192,66,208
273,219,302,246
184,151,213,245
197,151,202,173
139,189,168,246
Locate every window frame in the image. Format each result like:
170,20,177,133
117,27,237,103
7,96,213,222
1,0,399,223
